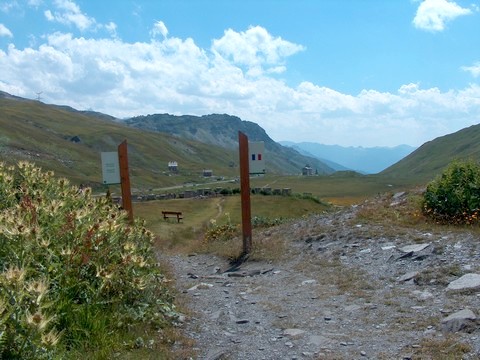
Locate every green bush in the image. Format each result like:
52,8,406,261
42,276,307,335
252,215,287,228
204,213,238,242
423,160,480,224
0,162,176,359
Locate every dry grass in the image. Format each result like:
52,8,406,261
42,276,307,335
410,336,471,359
355,191,426,226
415,264,463,286
137,195,324,262
293,256,376,300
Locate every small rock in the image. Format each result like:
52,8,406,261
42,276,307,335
205,349,229,360
393,191,406,199
261,267,274,274
399,243,430,253
441,309,477,333
227,272,246,278
447,273,480,292
308,335,331,346
411,290,433,301
301,279,316,285
248,270,261,277
283,329,305,338
344,304,362,312
188,282,214,291
398,271,419,282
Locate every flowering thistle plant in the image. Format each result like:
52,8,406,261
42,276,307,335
0,162,176,358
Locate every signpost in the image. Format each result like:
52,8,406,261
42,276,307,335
238,131,252,254
101,152,120,185
248,141,265,175
118,140,133,224
101,140,133,224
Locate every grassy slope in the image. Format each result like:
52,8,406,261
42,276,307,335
0,98,239,188
380,124,480,183
135,194,330,254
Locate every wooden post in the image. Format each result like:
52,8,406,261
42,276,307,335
238,131,252,254
118,140,133,224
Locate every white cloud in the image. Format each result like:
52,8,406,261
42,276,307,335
212,26,304,76
150,21,168,38
0,1,19,13
0,23,13,37
462,62,480,78
0,27,479,147
44,0,95,31
413,0,472,32
104,22,117,38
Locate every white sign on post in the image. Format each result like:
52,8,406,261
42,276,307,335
249,141,265,174
101,152,121,184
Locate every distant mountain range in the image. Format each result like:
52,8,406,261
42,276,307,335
0,91,333,189
1,90,479,187
280,141,416,174
123,113,334,175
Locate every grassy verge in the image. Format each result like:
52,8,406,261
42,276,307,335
135,193,330,258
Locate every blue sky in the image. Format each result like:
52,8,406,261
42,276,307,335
1,0,479,147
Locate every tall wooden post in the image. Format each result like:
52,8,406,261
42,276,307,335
118,140,133,224
238,131,252,254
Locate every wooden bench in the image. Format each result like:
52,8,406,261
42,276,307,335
162,211,183,223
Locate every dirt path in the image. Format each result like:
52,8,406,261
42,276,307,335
214,197,225,219
163,194,480,359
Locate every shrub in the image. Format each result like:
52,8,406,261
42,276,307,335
219,188,232,195
0,162,176,358
423,159,480,224
252,215,287,228
204,213,238,242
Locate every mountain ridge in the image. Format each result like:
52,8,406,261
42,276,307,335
380,123,480,182
0,92,334,189
280,141,416,174
123,113,334,175
2,90,479,186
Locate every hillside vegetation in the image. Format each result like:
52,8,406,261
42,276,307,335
0,93,333,191
381,124,480,183
0,94,240,188
2,91,480,194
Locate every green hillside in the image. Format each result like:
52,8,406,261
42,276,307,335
0,92,335,193
0,94,240,189
380,123,480,183
3,90,478,193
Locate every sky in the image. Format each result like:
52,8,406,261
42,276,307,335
0,0,479,147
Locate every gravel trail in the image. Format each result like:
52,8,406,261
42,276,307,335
163,194,480,359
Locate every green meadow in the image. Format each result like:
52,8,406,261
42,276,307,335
134,172,416,256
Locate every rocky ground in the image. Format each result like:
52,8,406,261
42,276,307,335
163,192,480,359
